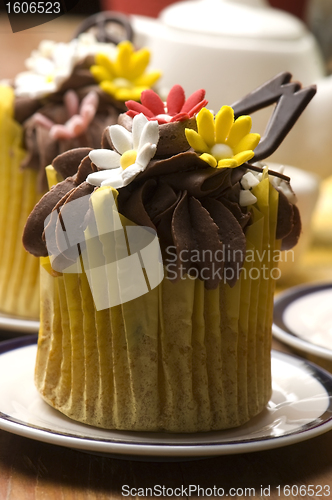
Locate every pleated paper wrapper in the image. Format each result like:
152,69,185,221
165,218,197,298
0,86,41,318
35,173,280,432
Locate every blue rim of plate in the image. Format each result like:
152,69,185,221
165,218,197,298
0,334,38,354
273,282,332,360
1,335,332,458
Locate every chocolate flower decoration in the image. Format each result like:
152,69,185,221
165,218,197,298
90,41,161,101
32,90,99,140
185,106,260,169
87,113,159,188
125,85,208,124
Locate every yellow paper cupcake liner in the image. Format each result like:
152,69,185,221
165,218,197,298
0,86,42,319
35,176,281,432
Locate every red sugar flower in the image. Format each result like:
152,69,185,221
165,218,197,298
125,85,208,124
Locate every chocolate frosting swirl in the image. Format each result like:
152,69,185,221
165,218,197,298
23,144,301,289
23,70,309,288
22,141,254,289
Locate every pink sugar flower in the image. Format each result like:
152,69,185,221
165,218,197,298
32,90,99,140
125,85,208,124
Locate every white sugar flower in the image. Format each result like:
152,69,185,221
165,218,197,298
14,33,117,99
87,114,159,189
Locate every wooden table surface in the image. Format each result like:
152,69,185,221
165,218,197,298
1,12,332,499
0,13,81,80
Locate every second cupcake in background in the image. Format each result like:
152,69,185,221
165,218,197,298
0,13,161,319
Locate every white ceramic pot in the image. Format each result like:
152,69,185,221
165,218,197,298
132,0,332,178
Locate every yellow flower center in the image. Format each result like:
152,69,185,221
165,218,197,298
120,149,137,170
113,77,133,89
46,73,55,83
210,143,233,161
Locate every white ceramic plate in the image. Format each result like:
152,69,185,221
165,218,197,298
273,283,332,361
0,312,39,334
1,337,332,459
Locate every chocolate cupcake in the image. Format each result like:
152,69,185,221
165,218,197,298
23,74,314,431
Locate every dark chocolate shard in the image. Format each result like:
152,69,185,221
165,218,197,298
232,72,295,114
231,72,317,161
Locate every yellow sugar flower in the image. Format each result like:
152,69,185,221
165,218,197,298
90,41,161,102
185,106,260,168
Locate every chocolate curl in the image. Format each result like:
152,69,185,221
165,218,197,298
231,72,317,162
